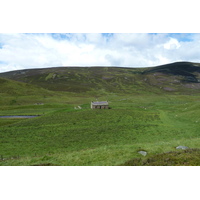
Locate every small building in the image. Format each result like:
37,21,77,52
91,101,109,109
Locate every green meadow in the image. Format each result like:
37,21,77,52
1,93,200,166
1,62,200,166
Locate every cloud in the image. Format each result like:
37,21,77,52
163,38,181,50
0,33,200,72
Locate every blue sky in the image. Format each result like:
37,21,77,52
0,33,200,73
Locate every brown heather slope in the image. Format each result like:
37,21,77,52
1,62,200,94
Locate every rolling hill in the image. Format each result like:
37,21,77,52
1,61,200,95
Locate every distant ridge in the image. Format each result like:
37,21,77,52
144,61,200,75
1,62,200,94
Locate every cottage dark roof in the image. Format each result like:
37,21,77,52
91,101,108,105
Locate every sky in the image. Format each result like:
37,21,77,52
0,33,200,73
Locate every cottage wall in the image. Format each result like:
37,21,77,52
101,105,108,109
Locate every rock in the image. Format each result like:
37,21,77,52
138,151,147,156
176,146,189,150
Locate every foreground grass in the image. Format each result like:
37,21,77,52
1,139,200,166
121,148,200,166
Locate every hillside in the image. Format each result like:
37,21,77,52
0,77,58,105
1,62,200,95
0,77,53,96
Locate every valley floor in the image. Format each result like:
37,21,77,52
1,94,200,166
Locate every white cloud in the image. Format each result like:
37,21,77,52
164,38,181,50
0,33,200,72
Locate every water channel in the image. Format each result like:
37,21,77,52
0,115,40,118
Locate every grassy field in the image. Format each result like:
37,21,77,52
1,93,200,166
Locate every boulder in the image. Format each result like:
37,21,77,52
176,146,189,150
138,151,147,156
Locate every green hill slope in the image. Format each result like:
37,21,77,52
0,77,53,96
0,77,56,106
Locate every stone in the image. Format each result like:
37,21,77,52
176,146,189,150
138,151,147,156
